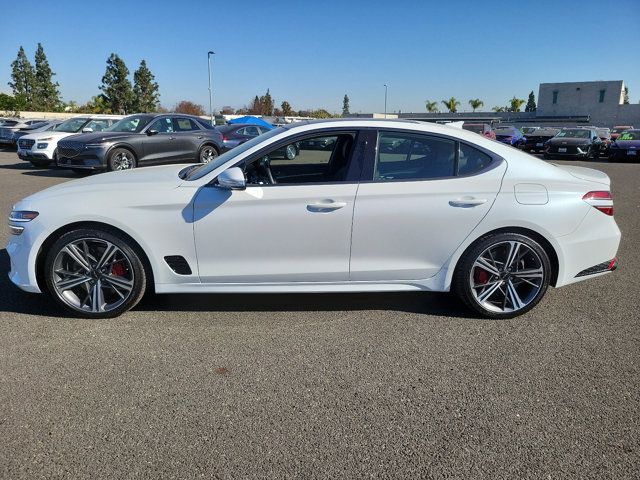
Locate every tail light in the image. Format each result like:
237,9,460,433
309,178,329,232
221,135,228,141
582,191,614,216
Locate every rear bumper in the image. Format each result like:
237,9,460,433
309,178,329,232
554,208,621,287
609,149,638,161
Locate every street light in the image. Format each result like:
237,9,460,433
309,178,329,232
383,84,388,118
207,51,215,125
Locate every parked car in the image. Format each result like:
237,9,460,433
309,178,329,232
462,123,496,140
7,120,620,319
56,113,226,172
14,120,63,144
0,119,46,146
217,123,271,149
608,129,640,162
610,125,633,141
521,128,561,153
595,127,612,157
494,126,526,148
544,127,601,160
17,115,122,167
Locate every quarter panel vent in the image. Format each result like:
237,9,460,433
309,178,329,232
164,256,192,275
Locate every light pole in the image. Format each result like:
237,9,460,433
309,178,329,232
207,51,215,125
383,84,388,118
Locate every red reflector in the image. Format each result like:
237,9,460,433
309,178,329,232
607,258,617,270
583,191,612,200
595,206,614,216
222,135,228,141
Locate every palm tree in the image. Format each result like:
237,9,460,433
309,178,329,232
441,97,460,113
468,98,484,112
508,96,526,112
492,106,506,112
425,100,438,113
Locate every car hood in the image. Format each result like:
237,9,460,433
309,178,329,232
16,164,188,209
613,140,640,147
19,130,77,141
64,131,138,144
548,137,590,146
552,164,610,186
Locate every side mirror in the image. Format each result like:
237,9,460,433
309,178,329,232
147,129,159,136
592,136,599,141
216,167,246,190
82,127,93,133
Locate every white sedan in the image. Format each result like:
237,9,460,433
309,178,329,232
7,119,621,319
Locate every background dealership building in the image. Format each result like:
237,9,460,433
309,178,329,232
351,80,640,128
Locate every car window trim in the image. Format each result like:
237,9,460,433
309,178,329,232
359,127,504,183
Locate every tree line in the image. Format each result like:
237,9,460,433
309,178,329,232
425,91,538,114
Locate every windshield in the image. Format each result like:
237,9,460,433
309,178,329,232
107,115,151,133
184,127,285,181
462,124,483,133
617,131,639,141
556,129,591,139
55,118,89,133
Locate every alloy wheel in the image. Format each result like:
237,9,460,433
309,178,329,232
51,238,135,314
200,147,217,163
113,152,133,170
469,240,544,314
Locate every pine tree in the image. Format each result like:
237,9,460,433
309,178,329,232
342,94,350,116
32,43,61,111
260,89,274,115
525,91,537,112
623,86,629,105
132,60,160,112
8,46,35,110
99,53,133,114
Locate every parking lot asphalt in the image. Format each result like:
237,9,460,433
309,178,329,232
0,149,638,479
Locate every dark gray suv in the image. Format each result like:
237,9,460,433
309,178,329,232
56,113,226,172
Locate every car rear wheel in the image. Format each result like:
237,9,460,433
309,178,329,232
108,148,136,171
44,228,147,318
453,233,551,319
198,145,219,164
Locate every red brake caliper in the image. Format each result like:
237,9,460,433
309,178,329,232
111,262,126,277
474,269,489,285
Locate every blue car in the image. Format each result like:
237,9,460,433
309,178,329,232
609,129,640,162
494,126,526,148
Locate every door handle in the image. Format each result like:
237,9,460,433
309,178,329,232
307,200,347,212
449,197,488,208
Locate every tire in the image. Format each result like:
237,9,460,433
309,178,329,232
453,232,551,319
30,160,50,168
285,144,297,160
44,228,147,318
198,144,219,164
107,148,136,171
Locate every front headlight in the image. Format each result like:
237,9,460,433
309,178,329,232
85,143,107,148
9,210,39,222
37,137,53,142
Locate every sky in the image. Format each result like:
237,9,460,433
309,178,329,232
1,0,639,114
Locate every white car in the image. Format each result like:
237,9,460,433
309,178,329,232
7,119,621,319
17,115,122,167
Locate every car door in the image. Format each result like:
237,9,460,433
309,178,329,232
142,117,181,164
172,117,203,161
192,130,363,283
350,130,506,281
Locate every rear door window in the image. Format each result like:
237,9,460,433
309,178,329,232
375,131,456,181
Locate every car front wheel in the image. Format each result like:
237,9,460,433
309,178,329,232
108,148,137,171
453,233,551,319
44,228,147,318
